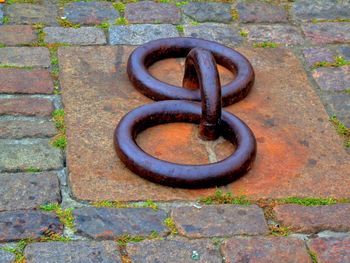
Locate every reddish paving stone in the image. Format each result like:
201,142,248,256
182,2,232,23
5,4,58,25
302,23,350,44
312,66,350,91
0,97,53,117
308,236,350,263
221,237,312,263
0,47,51,68
273,204,350,233
127,238,222,263
302,47,336,68
171,205,268,238
0,210,63,242
0,68,53,94
0,25,37,45
59,46,350,201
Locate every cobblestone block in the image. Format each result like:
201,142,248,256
5,4,57,25
338,46,350,60
0,25,37,45
0,97,54,116
312,65,350,91
0,210,63,242
171,205,269,238
182,2,232,23
0,47,50,68
44,27,106,45
302,23,350,44
321,93,350,127
74,207,168,239
0,172,61,212
25,241,122,263
302,47,336,68
273,204,350,233
0,249,15,263
126,1,181,24
0,5,3,25
109,24,179,45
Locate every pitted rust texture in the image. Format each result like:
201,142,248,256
114,37,256,188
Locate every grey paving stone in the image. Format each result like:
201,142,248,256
44,27,106,45
0,249,15,263
302,22,350,44
64,1,119,25
338,46,350,60
0,172,61,212
74,207,168,239
127,238,222,263
0,97,54,116
302,47,336,68
292,0,350,21
312,65,350,91
109,24,179,45
183,23,243,47
0,210,63,242
236,1,288,23
243,24,304,45
0,47,51,68
0,25,37,45
321,93,350,127
182,2,232,23
0,139,63,172
25,241,122,263
0,5,4,25
5,4,58,25
171,205,269,238
126,1,181,24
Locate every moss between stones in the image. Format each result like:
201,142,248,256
50,109,67,150
163,217,178,235
253,42,279,48
330,115,350,148
92,200,159,210
312,56,350,69
200,189,251,205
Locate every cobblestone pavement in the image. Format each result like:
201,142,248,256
0,0,349,262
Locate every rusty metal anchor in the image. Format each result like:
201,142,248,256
114,37,256,188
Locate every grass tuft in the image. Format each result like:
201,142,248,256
253,42,278,48
25,167,41,173
279,197,338,206
163,217,178,235
116,231,160,246
239,30,248,37
1,240,28,263
270,225,290,236
312,56,350,69
200,189,251,205
92,200,158,210
176,25,184,34
113,2,126,15
114,17,129,25
330,115,350,148
50,109,67,149
40,203,75,230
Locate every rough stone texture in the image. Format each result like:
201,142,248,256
0,68,53,94
74,207,168,239
171,205,268,237
312,66,350,91
109,24,179,45
0,5,3,25
302,47,336,68
243,24,304,45
25,241,122,263
321,93,350,127
64,1,119,25
0,25,37,45
5,4,57,25
182,2,232,23
0,98,54,116
0,139,63,172
0,172,61,212
236,1,288,23
0,47,51,68
221,237,312,263
127,238,222,263
302,23,350,44
273,204,350,233
0,249,15,263
183,23,243,47
126,1,181,24
59,46,350,201
292,0,350,21
0,119,57,139
339,46,350,60
308,236,350,263
44,27,106,45
0,210,63,242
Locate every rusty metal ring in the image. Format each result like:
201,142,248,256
127,37,255,106
114,101,256,188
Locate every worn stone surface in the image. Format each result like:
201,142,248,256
0,25,37,45
0,139,63,172
312,66,350,91
321,93,350,127
64,1,119,25
308,236,350,263
5,4,57,25
0,210,63,242
127,238,222,263
273,204,350,233
44,27,106,45
183,23,243,47
59,46,350,201
302,23,350,44
339,46,350,60
182,2,232,23
302,47,336,68
171,205,268,238
0,97,54,116
236,1,288,23
0,249,15,263
109,24,179,45
25,241,122,263
0,47,50,68
0,5,3,25
0,68,53,94
74,207,168,239
126,1,181,24
243,24,304,45
0,172,61,211
221,237,312,263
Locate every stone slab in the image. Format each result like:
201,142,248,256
44,27,106,45
182,2,232,23
0,25,37,45
5,4,57,25
59,46,350,201
0,5,3,25
0,97,54,116
321,93,350,127
0,249,15,263
302,23,350,44
171,205,268,237
0,172,61,212
25,241,122,263
0,47,50,68
312,66,349,91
